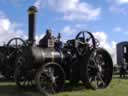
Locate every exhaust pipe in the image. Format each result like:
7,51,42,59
28,6,37,46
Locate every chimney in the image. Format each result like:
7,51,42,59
28,6,37,46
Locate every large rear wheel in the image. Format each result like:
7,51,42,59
80,48,113,89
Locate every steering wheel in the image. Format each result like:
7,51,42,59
6,37,26,57
75,31,96,56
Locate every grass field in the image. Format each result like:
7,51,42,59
0,76,127,96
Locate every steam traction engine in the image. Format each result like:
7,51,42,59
0,37,26,79
12,6,113,95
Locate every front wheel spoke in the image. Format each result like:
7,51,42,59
44,82,54,93
23,79,27,86
25,80,29,86
28,80,31,86
30,80,34,86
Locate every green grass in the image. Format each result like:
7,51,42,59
55,77,128,96
0,77,128,96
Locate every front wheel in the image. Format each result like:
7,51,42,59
35,62,65,95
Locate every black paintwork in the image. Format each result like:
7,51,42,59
0,6,113,94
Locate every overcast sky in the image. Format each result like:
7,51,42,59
0,0,128,64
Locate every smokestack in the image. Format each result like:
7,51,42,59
28,6,37,46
